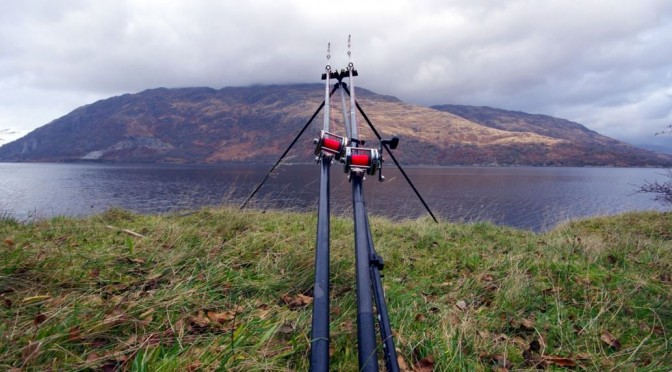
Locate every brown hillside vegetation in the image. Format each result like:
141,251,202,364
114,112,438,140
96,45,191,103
0,84,670,166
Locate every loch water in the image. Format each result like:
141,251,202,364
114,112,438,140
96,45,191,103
0,162,667,231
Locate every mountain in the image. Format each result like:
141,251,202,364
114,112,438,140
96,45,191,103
0,84,670,166
431,104,671,166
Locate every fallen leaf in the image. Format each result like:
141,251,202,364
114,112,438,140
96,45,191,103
33,313,47,326
139,312,154,326
397,354,410,371
255,306,272,319
421,291,437,303
414,355,434,371
69,326,82,341
448,313,460,325
281,293,313,309
139,308,155,319
124,334,138,346
190,310,210,329
652,325,665,336
415,313,426,322
455,300,468,311
207,310,235,324
103,284,129,295
86,352,100,362
600,331,621,350
187,361,202,372
4,238,14,247
575,353,591,360
543,355,576,368
520,318,535,331
279,322,295,335
102,310,127,327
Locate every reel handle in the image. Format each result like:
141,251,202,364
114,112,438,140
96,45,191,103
377,136,399,181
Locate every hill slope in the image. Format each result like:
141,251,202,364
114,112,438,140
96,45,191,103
0,85,670,166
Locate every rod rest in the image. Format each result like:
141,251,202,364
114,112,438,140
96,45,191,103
370,253,384,270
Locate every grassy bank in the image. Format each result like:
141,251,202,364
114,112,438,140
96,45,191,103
1,207,671,371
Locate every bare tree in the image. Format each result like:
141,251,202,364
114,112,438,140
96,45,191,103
637,124,672,206
637,169,672,206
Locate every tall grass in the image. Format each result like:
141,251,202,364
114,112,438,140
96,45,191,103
0,207,670,370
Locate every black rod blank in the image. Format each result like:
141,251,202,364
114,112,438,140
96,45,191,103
351,173,379,371
309,156,331,371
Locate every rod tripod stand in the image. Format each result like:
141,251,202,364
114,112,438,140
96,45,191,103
311,70,402,371
240,39,437,371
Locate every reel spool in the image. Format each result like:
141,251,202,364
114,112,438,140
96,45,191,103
344,147,380,176
315,131,348,159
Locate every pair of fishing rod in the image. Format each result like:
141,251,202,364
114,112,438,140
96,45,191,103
310,39,402,372
240,38,437,371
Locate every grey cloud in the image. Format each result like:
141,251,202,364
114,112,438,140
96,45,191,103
1,0,671,146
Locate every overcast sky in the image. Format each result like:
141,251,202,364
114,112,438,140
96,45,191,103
1,0,671,147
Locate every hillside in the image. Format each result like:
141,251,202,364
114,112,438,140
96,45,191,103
0,84,670,166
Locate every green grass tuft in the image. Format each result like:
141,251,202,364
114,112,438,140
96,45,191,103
1,208,670,370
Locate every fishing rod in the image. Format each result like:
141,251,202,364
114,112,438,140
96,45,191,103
344,36,399,371
309,43,338,371
241,36,437,371
310,36,401,371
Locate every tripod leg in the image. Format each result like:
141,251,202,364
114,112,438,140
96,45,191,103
370,263,400,372
238,100,323,209
240,85,341,209
339,85,439,223
364,207,400,372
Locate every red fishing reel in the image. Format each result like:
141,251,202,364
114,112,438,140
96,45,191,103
314,131,348,160
344,147,381,176
344,136,399,181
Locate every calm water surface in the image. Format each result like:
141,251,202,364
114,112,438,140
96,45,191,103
0,162,667,231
